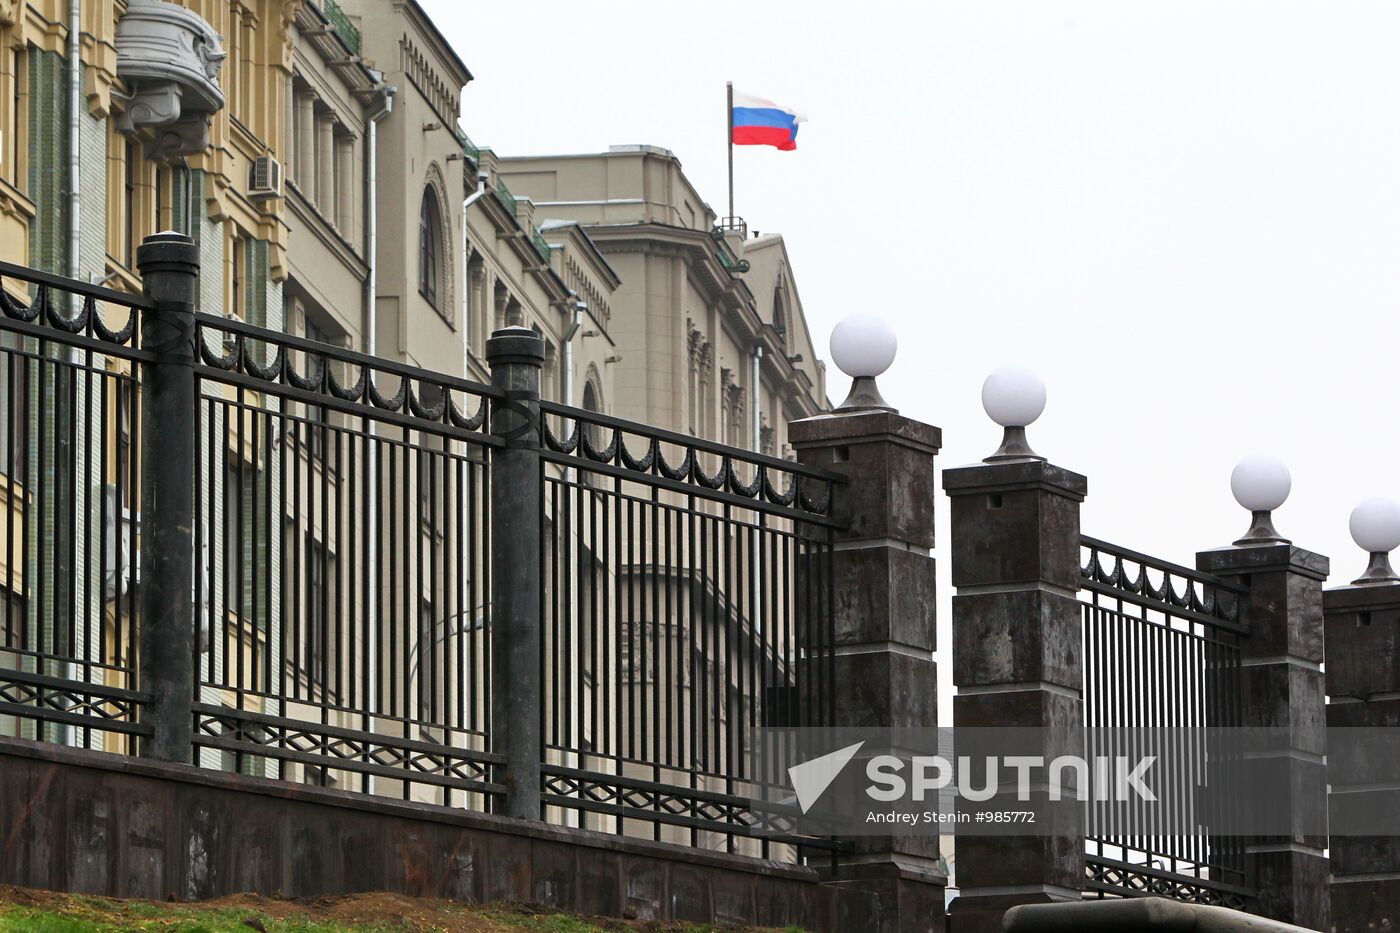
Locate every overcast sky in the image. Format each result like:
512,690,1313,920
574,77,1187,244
424,0,1400,713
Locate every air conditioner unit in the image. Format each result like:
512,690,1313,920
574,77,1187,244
248,156,283,200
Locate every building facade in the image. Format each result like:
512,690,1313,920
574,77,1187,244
495,145,829,455
0,1,830,818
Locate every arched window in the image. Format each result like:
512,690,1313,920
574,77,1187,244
580,379,603,488
419,188,442,308
772,282,788,336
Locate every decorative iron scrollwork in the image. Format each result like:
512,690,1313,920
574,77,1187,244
0,276,144,351
196,315,494,436
540,406,837,519
1080,537,1241,625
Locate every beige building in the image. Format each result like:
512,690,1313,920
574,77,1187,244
496,145,829,453
0,0,828,823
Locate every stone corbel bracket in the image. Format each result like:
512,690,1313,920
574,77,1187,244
114,0,225,161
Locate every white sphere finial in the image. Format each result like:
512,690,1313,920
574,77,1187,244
1350,498,1400,554
981,367,1046,428
1349,497,1400,584
829,315,897,380
1230,455,1291,513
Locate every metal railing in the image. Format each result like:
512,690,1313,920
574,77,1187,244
715,248,750,274
494,178,518,218
0,243,843,863
190,312,503,803
458,131,480,168
1078,535,1251,909
531,230,552,264
715,216,747,237
0,262,154,754
537,401,844,855
321,0,362,55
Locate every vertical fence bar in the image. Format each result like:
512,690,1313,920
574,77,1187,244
135,232,199,763
486,326,544,820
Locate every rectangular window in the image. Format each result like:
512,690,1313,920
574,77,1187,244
0,586,25,651
123,140,136,268
226,8,241,119
9,47,23,191
155,163,166,233
0,332,25,481
231,233,247,319
304,311,329,462
239,18,254,124
116,385,132,507
304,534,333,686
288,78,298,184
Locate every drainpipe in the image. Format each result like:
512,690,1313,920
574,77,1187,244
61,0,81,723
67,0,81,283
750,342,763,634
459,169,488,376
362,83,392,792
750,343,763,451
562,294,584,408
365,85,394,358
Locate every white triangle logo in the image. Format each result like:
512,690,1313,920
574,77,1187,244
788,741,865,813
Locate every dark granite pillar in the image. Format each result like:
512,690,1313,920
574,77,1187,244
1325,579,1400,931
1196,543,1330,930
790,409,946,933
942,458,1088,933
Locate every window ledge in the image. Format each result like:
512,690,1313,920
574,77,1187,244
102,257,143,295
0,178,35,221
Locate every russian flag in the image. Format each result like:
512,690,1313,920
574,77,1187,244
731,91,807,151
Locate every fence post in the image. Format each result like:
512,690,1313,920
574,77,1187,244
486,326,545,820
136,232,200,763
1196,540,1330,928
789,408,946,932
1323,575,1399,930
942,457,1088,933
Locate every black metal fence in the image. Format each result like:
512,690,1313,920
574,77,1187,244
189,311,503,804
0,245,842,861
0,265,149,755
1078,535,1250,908
537,401,842,855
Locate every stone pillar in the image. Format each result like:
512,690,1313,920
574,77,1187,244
136,232,200,763
1324,579,1400,931
942,458,1087,933
315,111,335,211
334,131,354,233
486,326,545,820
295,92,315,191
790,409,946,933
1196,542,1330,930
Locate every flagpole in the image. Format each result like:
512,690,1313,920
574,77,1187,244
726,81,735,223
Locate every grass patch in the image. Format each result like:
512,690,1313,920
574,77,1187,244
0,886,810,933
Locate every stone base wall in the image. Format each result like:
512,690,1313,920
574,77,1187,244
0,736,944,931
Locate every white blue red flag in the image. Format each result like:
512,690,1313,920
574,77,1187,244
731,91,807,151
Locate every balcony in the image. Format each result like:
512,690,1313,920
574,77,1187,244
494,178,518,218
458,131,480,170
322,0,362,55
716,247,750,275
531,230,551,264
